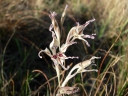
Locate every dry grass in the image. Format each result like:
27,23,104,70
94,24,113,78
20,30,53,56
0,0,128,96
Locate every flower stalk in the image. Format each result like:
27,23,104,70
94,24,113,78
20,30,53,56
38,5,100,95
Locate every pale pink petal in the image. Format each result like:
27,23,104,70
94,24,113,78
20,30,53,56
76,24,85,34
49,35,59,55
77,36,90,46
83,34,95,39
66,27,76,43
60,41,77,53
51,58,58,65
59,61,70,70
83,18,95,27
38,48,52,58
49,11,60,41
49,24,53,32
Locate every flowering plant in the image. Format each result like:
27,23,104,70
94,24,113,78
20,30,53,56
38,5,100,95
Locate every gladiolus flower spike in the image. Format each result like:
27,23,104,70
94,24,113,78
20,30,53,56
38,5,100,95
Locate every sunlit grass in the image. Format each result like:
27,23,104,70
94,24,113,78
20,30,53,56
0,0,128,96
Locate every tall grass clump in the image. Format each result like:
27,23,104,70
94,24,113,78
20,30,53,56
88,0,128,95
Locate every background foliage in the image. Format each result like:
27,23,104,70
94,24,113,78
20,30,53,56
0,0,128,96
